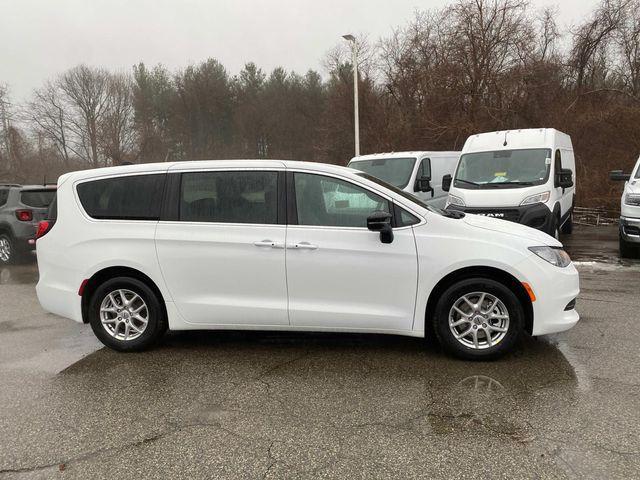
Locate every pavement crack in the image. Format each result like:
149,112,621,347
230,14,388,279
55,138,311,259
261,441,276,480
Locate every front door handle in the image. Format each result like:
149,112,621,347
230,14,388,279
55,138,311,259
289,242,318,250
254,240,285,249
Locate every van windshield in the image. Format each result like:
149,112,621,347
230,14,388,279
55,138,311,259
455,148,551,189
348,157,416,189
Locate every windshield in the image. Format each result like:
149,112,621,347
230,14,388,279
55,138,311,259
348,157,416,189
20,190,56,208
455,148,551,189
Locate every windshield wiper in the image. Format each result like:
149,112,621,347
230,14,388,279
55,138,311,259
484,181,535,187
454,179,480,188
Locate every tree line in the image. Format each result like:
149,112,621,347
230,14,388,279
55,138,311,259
1,0,639,208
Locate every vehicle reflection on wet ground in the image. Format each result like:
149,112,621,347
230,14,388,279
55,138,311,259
0,225,638,479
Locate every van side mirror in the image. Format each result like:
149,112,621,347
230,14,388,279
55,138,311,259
610,170,631,181
367,210,394,244
442,174,452,192
414,176,434,197
556,168,573,189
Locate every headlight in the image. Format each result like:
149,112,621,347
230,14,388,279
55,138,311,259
624,193,640,206
528,246,571,267
446,194,465,207
521,191,550,206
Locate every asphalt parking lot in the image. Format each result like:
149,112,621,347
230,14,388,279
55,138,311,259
0,225,639,479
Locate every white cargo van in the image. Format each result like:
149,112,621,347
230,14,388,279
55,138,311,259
348,151,460,209
610,157,640,258
443,129,576,239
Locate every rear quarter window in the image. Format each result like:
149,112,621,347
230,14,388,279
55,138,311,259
20,190,56,208
77,174,165,220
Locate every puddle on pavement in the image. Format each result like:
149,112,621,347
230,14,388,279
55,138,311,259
49,331,578,443
0,263,39,285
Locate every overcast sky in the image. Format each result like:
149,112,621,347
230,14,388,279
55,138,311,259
1,0,599,102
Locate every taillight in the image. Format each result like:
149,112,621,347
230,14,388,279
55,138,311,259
36,221,54,239
15,209,33,222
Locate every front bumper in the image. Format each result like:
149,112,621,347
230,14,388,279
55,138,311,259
620,216,640,243
447,203,555,236
516,254,580,336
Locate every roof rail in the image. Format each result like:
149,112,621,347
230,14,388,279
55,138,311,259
0,183,22,187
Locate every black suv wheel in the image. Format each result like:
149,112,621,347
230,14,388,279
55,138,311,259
0,233,14,265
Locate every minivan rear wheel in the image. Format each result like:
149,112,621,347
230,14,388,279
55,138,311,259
88,277,167,351
433,278,524,360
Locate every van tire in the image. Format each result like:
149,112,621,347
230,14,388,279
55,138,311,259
88,277,167,351
620,236,639,259
432,278,524,360
552,220,561,240
561,213,573,234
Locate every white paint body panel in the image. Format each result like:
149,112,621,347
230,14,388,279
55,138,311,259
155,222,288,326
36,159,579,340
620,157,640,219
286,225,417,331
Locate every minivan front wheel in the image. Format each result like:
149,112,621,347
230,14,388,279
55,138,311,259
89,277,167,351
433,278,523,360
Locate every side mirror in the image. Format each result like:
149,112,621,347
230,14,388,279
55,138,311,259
556,168,573,189
610,169,631,182
367,210,394,244
414,176,434,197
442,174,452,192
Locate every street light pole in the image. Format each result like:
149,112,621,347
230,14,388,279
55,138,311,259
342,34,359,157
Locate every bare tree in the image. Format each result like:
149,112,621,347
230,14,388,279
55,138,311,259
537,7,560,61
99,73,136,165
25,81,75,167
59,65,110,167
615,0,640,95
569,0,628,92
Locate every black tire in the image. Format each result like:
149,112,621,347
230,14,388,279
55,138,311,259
551,216,561,240
0,233,15,265
620,235,639,259
561,213,573,234
432,278,524,360
88,276,167,351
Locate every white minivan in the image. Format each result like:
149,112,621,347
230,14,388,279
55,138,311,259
36,160,579,360
610,157,640,258
443,129,576,239
348,151,459,209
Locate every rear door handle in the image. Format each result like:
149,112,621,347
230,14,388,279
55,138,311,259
254,240,284,249
289,242,318,250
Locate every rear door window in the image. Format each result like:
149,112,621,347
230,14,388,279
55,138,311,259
20,190,56,208
77,174,165,220
179,171,278,224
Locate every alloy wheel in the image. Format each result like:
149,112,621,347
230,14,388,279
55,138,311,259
448,291,510,350
99,289,149,341
0,237,11,263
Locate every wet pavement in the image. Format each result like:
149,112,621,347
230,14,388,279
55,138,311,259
0,225,639,479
